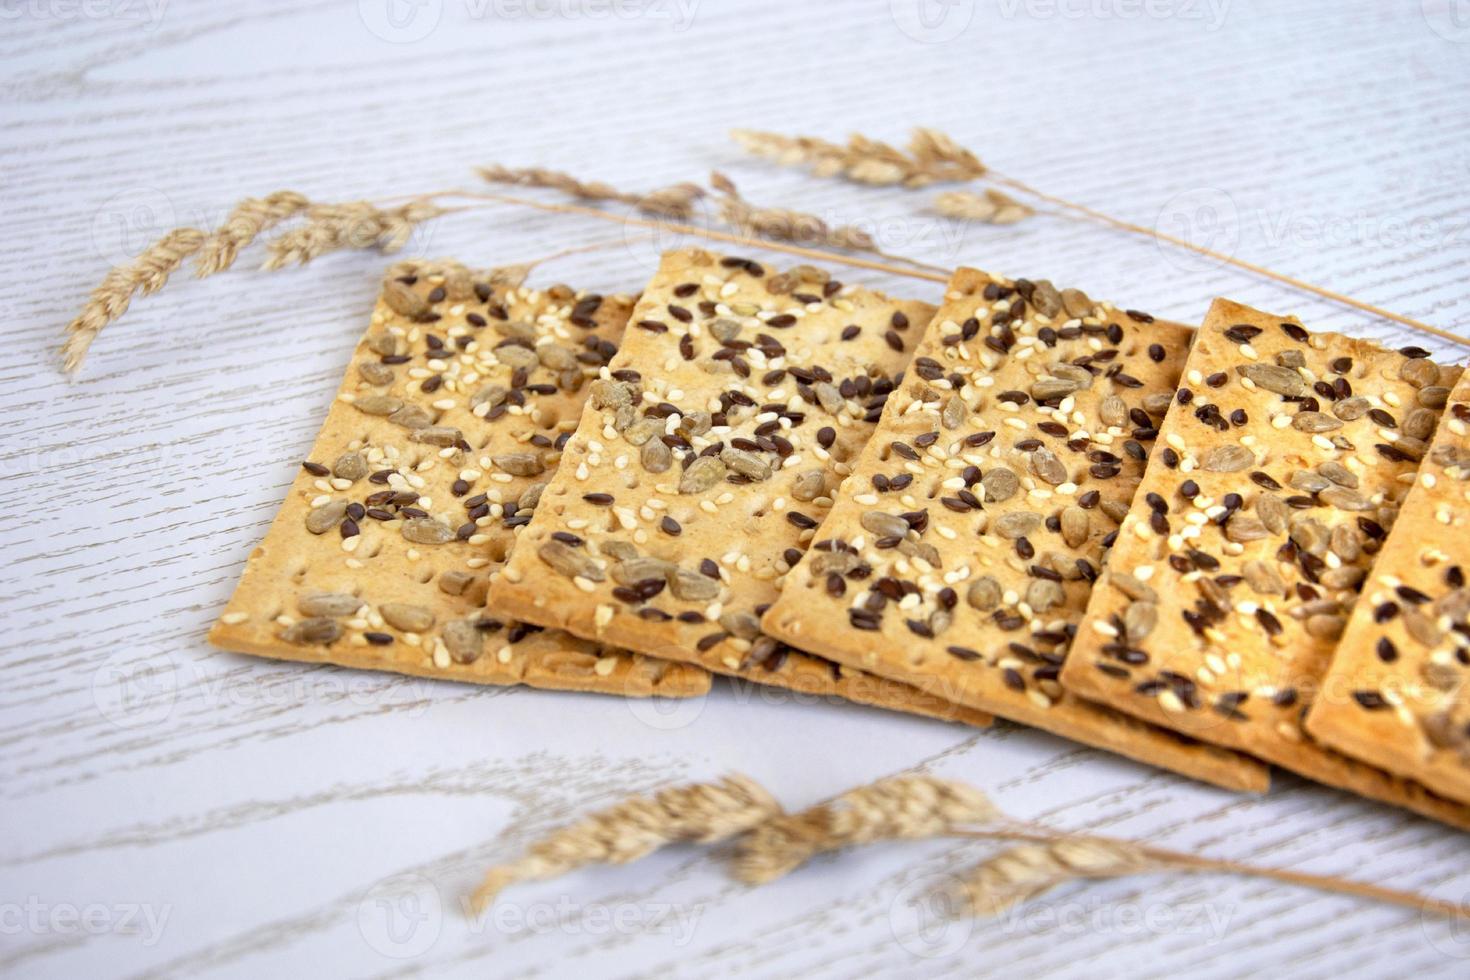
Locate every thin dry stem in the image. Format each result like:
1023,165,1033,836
261,200,446,270
732,777,996,885
932,188,1034,225
61,227,207,374
478,164,705,219
195,190,312,277
469,775,780,914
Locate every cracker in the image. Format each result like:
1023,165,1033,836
1061,298,1470,828
1306,372,1470,804
486,248,991,727
761,268,1268,792
210,261,710,698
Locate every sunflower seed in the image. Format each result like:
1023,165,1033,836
380,603,435,632
1421,663,1460,693
1201,445,1255,472
367,332,398,357
298,592,362,617
281,617,341,644
1317,461,1357,488
813,381,846,414
791,469,826,502
721,447,772,481
1304,614,1346,639
641,439,672,473
1060,287,1093,318
354,394,403,416
981,467,1019,502
493,453,545,477
719,611,762,639
332,452,368,482
538,344,578,370
1029,447,1068,485
811,550,859,576
1399,357,1439,389
383,281,428,317
397,518,451,546
1243,560,1285,595
612,556,676,584
539,540,605,581
861,511,911,538
1238,363,1307,396
1319,566,1365,589
668,568,720,601
1329,524,1362,562
1291,411,1342,433
1256,493,1289,534
358,361,395,385
622,417,660,445
1026,578,1064,612
1030,279,1063,316
1402,407,1439,441
1031,378,1079,402
1098,395,1128,428
967,575,1002,611
679,455,727,494
388,404,433,429
1224,517,1269,543
471,383,509,410
994,512,1042,539
1289,470,1331,493
1060,507,1090,548
410,426,463,448
1418,385,1451,409
496,345,539,370
443,620,484,664
1123,600,1158,640
1111,571,1157,603
305,500,347,534
941,395,966,430
1321,487,1371,511
1331,396,1370,421
1402,607,1443,647
438,570,474,596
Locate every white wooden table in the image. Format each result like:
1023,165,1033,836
4,1,1469,976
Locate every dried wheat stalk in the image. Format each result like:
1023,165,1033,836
195,190,312,277
733,126,1464,345
478,164,705,219
932,188,1034,225
957,837,1162,917
733,776,995,885
469,774,1468,924
710,170,877,252
61,227,208,374
731,127,986,188
261,200,445,271
468,775,781,913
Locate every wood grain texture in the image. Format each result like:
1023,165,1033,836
1,0,1468,976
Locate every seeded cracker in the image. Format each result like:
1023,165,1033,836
210,261,710,697
761,268,1267,792
1306,371,1470,805
1061,298,1470,828
486,249,992,726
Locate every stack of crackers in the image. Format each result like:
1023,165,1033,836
211,249,1470,828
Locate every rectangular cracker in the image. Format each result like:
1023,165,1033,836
762,267,1268,792
1306,372,1470,804
209,260,710,698
486,248,992,727
1061,298,1470,828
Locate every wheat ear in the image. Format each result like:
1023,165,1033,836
732,777,996,885
469,775,781,914
261,200,446,270
195,190,312,277
958,837,1162,917
478,165,705,219
61,227,208,374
